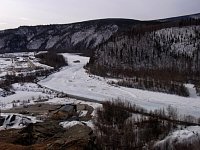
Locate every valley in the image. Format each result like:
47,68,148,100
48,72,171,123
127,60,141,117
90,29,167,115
40,53,200,117
0,13,200,149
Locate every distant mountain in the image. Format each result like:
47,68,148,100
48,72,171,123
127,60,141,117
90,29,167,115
1,13,200,81
0,19,141,55
158,13,200,22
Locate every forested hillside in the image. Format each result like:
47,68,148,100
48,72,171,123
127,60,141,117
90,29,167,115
88,19,200,82
86,17,200,96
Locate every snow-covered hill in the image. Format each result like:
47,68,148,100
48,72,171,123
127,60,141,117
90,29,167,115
89,24,200,77
0,13,199,55
0,19,141,54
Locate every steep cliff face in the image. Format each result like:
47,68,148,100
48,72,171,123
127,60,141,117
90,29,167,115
0,19,141,55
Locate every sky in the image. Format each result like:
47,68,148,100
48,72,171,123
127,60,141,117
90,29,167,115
0,0,200,30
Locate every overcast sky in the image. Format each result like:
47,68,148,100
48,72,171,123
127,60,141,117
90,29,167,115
0,0,200,30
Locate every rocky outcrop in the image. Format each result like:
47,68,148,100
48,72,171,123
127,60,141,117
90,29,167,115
0,114,38,130
0,120,97,150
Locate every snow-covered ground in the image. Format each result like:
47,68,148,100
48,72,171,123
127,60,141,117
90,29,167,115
60,120,84,128
0,58,13,77
0,113,41,130
154,126,200,149
0,83,57,110
0,52,52,78
0,91,48,110
59,120,94,129
39,53,200,117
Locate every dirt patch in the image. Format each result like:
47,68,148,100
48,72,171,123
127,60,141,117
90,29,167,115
2,103,62,116
0,120,97,150
0,102,97,149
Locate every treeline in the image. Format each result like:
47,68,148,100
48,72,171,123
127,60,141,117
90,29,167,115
110,77,189,97
92,25,200,76
126,18,200,36
86,64,193,96
86,20,200,96
94,100,200,150
195,83,200,96
86,63,200,82
35,51,67,68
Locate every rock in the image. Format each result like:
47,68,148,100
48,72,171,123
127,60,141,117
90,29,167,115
50,104,77,120
0,116,5,126
14,120,64,145
49,124,97,150
73,60,80,63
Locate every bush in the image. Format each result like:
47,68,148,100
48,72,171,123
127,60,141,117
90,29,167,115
94,100,173,149
35,51,67,68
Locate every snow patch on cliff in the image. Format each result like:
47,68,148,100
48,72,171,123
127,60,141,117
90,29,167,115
46,36,60,49
27,39,45,49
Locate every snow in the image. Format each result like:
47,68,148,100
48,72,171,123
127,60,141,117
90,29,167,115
0,113,41,130
12,83,39,90
71,28,96,45
0,52,52,79
155,26,200,57
59,121,84,128
154,126,200,149
59,120,94,129
0,58,13,77
185,84,197,98
46,36,60,49
81,120,94,129
6,52,53,70
79,110,88,117
85,25,118,48
0,82,59,110
27,38,45,49
12,83,54,93
36,51,48,55
39,53,200,117
0,91,50,110
71,25,118,48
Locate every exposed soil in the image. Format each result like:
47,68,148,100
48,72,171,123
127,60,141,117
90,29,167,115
0,103,97,150
0,122,97,150
2,103,62,115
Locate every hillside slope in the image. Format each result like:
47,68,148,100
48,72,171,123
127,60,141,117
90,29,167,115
0,19,140,55
0,13,199,55
87,14,200,82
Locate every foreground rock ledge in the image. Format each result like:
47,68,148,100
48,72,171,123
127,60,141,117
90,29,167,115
0,120,97,150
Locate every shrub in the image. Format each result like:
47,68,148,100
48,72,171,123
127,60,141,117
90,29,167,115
35,51,67,68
